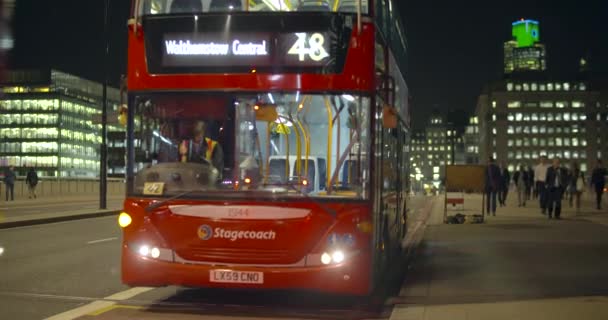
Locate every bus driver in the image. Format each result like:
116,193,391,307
179,120,224,176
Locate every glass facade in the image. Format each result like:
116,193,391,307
0,70,122,177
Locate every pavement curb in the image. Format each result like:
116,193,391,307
0,210,120,229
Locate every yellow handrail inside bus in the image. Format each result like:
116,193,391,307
324,96,333,189
265,122,272,184
275,117,290,180
297,96,311,177
332,0,340,11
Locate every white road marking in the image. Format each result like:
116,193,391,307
44,287,154,320
86,237,118,245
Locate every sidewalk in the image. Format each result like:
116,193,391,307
390,191,608,320
0,195,124,229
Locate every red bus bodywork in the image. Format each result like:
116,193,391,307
121,8,406,296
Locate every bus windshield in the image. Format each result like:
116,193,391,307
138,0,368,15
130,92,370,199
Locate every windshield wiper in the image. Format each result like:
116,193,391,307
144,189,204,213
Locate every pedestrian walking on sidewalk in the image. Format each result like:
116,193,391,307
567,161,585,212
485,157,501,216
25,167,38,199
526,165,534,200
591,159,607,210
513,164,529,207
3,166,15,201
545,158,568,219
534,155,551,215
498,162,510,207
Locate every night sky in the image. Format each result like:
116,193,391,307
8,0,608,130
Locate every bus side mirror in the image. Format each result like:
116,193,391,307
382,105,397,128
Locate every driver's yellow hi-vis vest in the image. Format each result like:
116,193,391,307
180,138,218,163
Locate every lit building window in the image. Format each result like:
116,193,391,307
547,113,554,121
508,126,514,134
532,151,539,159
564,83,570,91
572,151,579,159
492,101,497,108
523,126,530,134
581,151,587,159
516,113,523,121
532,137,538,146
523,114,530,121
540,139,546,146
564,138,570,146
508,139,514,146
572,101,584,108
539,84,546,91
579,83,586,90
516,151,522,159
572,138,579,146
581,163,587,171
508,164,515,172
564,151,570,159
493,152,497,159
531,113,538,121
516,139,522,146
515,84,522,91
508,101,521,108
524,138,530,146
547,127,554,134
539,113,547,121
516,126,522,134
492,114,497,121
572,113,578,121
524,151,531,159
556,127,562,133
540,101,553,108
580,113,587,121
523,83,530,91
556,138,563,146
555,83,562,91
547,83,554,91
531,83,538,91
556,101,567,108
507,83,513,91
508,114,514,121
563,113,570,121
493,128,497,135
581,139,587,146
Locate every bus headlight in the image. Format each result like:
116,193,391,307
138,245,150,256
321,253,332,265
332,250,345,263
150,247,160,259
320,250,346,265
118,212,132,228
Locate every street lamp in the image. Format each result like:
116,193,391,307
100,0,109,209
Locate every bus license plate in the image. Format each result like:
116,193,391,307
210,270,264,284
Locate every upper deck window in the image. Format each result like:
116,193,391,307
139,0,369,15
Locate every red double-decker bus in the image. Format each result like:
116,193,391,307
120,0,410,295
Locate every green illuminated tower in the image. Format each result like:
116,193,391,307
504,19,546,74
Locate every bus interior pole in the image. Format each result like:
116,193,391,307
100,0,109,209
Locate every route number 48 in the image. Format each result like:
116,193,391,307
288,33,329,62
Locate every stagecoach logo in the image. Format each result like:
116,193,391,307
198,225,213,240
198,225,276,242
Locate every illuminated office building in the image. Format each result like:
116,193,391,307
504,19,546,74
410,114,457,188
0,69,123,177
476,79,608,173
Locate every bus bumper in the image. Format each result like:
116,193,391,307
121,245,371,295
